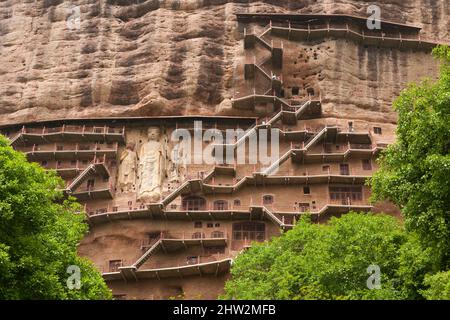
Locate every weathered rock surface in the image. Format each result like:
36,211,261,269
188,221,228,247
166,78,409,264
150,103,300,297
0,0,448,125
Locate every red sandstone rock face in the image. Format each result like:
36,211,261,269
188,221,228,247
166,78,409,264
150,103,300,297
0,0,448,125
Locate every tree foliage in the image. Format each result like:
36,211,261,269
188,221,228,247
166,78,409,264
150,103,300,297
0,136,111,299
370,45,450,267
222,213,429,300
420,271,450,300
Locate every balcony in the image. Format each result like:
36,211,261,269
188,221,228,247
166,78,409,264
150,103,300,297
318,198,373,218
85,202,264,226
140,231,228,252
70,182,114,201
41,155,109,178
292,141,385,163
164,203,254,221
21,142,118,161
262,17,444,51
10,125,125,147
102,258,232,281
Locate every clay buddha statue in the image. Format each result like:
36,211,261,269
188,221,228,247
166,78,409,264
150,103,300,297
137,127,167,203
118,142,137,192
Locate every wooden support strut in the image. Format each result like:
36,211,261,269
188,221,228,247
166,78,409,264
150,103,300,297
307,23,310,41
215,263,220,277
288,20,291,40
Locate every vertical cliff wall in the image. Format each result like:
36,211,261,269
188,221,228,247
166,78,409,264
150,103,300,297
0,0,448,124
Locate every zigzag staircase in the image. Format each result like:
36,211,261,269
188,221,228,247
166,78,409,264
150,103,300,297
263,126,333,175
219,99,316,154
251,206,293,230
65,162,110,193
244,22,283,68
133,237,163,270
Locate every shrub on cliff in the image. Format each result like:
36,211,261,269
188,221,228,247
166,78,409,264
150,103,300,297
0,135,111,299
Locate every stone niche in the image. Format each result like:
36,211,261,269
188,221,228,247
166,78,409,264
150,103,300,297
116,125,189,205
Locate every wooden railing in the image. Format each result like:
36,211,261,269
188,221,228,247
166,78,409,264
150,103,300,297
22,142,119,153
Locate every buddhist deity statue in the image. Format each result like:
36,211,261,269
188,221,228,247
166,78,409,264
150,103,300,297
168,136,189,183
117,142,137,192
137,127,168,203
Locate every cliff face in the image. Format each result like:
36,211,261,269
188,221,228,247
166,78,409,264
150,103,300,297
0,0,448,125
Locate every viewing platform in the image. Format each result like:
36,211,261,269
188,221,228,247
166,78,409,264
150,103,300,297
133,231,229,270
40,157,105,178
237,14,447,51
20,142,119,161
86,194,373,228
139,233,228,252
103,258,233,282
8,125,126,147
69,182,114,201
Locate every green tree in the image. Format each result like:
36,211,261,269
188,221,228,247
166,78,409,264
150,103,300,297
222,213,417,300
370,45,450,268
420,271,450,300
0,135,111,299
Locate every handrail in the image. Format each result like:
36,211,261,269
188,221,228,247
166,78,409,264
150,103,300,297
134,236,162,269
269,23,447,49
222,99,315,152
9,125,125,147
66,162,110,192
263,126,334,175
22,143,118,154
133,230,229,270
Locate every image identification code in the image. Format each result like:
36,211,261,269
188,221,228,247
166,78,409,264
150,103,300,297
217,304,276,315
173,304,276,317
